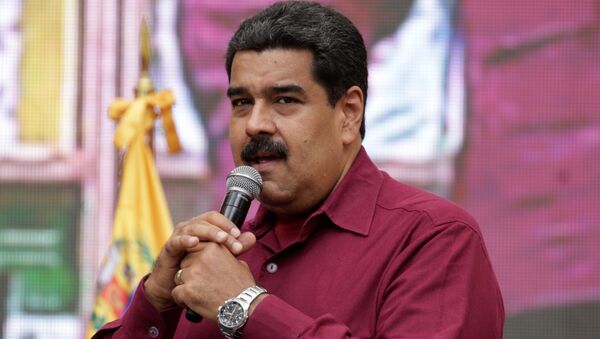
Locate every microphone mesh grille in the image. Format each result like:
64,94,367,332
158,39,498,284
226,166,263,199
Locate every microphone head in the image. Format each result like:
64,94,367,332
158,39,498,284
226,166,263,199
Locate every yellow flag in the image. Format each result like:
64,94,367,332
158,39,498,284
87,91,179,337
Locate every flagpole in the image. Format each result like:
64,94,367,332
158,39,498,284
87,17,181,336
117,17,155,183
135,17,155,154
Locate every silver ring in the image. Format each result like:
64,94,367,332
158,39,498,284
175,268,184,285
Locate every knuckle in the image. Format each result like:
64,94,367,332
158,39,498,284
171,289,182,305
174,221,188,232
182,223,194,234
163,242,177,256
226,236,236,246
201,211,218,220
205,211,223,224
182,222,204,236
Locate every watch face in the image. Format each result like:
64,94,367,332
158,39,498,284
219,301,245,328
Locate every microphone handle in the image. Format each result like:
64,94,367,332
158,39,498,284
220,190,252,228
185,190,252,322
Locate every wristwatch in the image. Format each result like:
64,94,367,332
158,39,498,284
217,285,267,339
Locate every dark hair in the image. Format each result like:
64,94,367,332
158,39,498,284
225,1,368,139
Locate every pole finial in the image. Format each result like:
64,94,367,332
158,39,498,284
136,18,154,97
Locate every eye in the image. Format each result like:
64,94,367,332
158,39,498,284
275,96,298,104
232,98,252,107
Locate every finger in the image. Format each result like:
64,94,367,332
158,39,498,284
223,233,244,255
185,232,247,255
180,241,212,255
170,285,189,309
201,211,242,237
171,285,210,321
163,234,200,259
179,211,241,238
234,232,257,255
177,219,244,248
203,231,256,256
180,242,232,268
178,222,235,245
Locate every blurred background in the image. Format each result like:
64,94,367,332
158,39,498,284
0,0,599,338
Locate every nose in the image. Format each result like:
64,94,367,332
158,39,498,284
245,101,277,137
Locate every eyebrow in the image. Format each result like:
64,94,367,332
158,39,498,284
226,84,306,98
270,84,306,96
227,86,248,98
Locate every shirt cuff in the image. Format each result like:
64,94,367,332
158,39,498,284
119,277,182,338
244,294,313,339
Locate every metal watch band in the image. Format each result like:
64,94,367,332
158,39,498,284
222,328,242,339
237,285,268,305
219,285,267,339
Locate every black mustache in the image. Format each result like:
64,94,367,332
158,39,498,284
241,138,288,163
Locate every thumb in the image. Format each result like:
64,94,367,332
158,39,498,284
239,260,250,270
161,235,200,265
234,232,257,255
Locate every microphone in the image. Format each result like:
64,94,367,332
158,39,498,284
219,166,263,228
186,166,263,322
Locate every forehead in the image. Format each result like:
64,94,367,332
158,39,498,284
229,49,317,90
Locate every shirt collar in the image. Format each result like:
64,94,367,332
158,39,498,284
247,147,383,237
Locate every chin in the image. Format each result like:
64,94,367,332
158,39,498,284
257,192,284,208
257,188,292,211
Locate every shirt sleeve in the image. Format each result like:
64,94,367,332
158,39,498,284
244,295,353,339
376,221,505,338
244,222,504,339
91,277,182,339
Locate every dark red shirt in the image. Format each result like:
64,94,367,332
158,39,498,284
94,148,504,338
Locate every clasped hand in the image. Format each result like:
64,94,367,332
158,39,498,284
144,211,257,322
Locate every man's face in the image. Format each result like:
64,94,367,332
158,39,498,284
228,49,353,215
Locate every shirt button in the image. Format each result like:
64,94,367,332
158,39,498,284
148,326,159,338
266,262,278,273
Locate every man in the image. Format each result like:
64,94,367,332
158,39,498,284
177,0,376,205
93,1,504,338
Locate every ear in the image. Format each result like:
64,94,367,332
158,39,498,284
340,85,364,145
